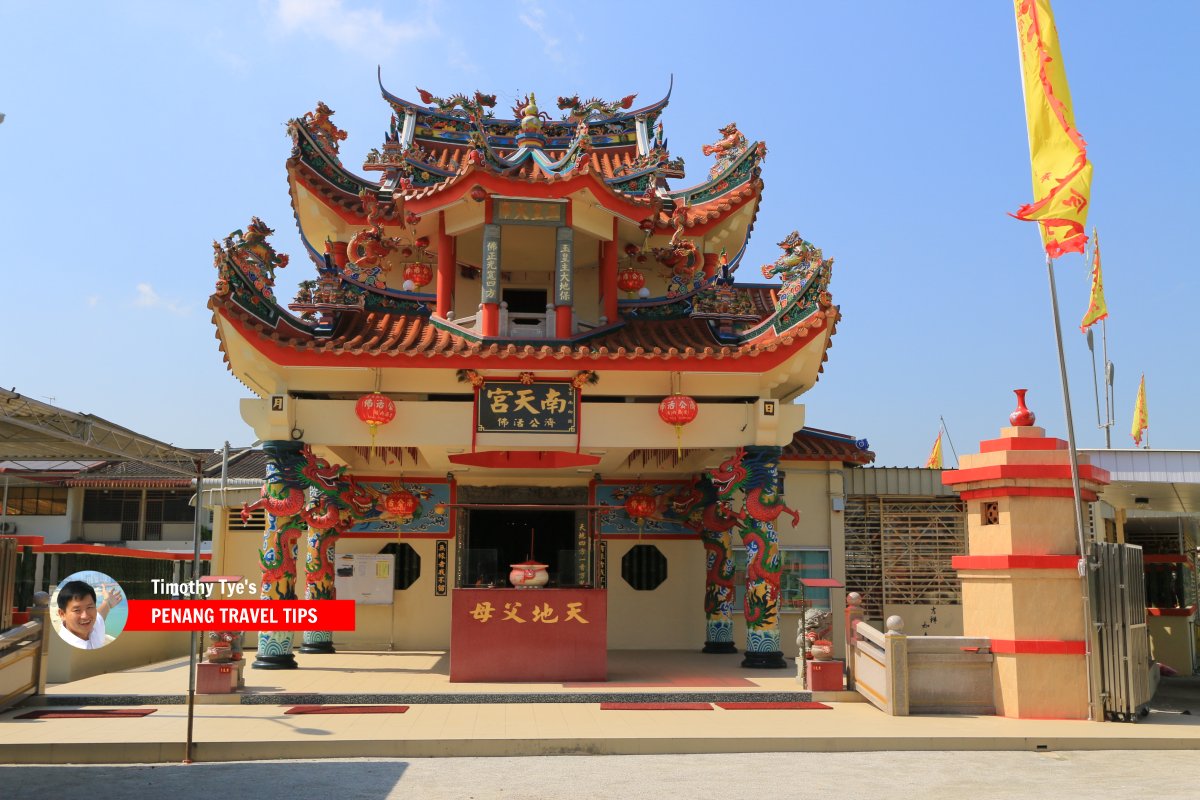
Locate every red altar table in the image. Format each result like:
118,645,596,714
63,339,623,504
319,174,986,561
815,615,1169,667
450,588,607,682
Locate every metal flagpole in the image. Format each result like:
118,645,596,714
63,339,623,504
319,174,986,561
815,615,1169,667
1101,319,1113,448
184,456,204,763
1045,253,1099,721
938,415,960,468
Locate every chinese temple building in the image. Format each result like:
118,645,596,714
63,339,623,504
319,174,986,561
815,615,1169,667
208,78,873,677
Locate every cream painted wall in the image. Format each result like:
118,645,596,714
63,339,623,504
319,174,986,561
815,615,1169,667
605,539,707,650
46,625,193,684
884,603,964,636
333,537,452,651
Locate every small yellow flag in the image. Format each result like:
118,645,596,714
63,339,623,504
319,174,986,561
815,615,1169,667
924,432,944,469
1080,229,1108,332
1011,0,1092,258
1131,374,1148,446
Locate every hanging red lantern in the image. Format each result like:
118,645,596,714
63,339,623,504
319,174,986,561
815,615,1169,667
617,266,645,295
658,393,699,455
355,391,396,453
470,186,488,202
624,491,657,541
639,218,656,233
623,243,640,257
624,493,656,521
405,211,422,227
404,262,433,289
415,236,430,249
383,488,419,518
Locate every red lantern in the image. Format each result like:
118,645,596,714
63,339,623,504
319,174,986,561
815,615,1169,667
658,393,698,455
617,267,645,295
624,491,657,541
639,218,656,233
470,186,488,202
404,262,433,289
355,391,396,452
383,488,419,518
405,211,422,227
623,243,640,257
624,493,656,520
415,236,430,249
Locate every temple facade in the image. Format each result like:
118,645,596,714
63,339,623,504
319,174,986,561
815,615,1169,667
208,78,873,673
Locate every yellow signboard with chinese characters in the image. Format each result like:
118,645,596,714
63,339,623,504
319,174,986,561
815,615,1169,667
477,380,576,434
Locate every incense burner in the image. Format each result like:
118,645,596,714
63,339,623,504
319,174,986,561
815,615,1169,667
510,561,549,588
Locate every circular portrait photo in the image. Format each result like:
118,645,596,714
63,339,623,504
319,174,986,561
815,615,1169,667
50,571,127,651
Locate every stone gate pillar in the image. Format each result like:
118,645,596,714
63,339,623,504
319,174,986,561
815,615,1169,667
942,391,1109,718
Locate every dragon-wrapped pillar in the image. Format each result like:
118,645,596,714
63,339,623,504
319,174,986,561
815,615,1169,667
709,446,798,669
300,476,372,654
693,475,739,654
249,440,308,669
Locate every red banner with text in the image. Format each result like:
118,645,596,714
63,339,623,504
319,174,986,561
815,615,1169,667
124,600,356,631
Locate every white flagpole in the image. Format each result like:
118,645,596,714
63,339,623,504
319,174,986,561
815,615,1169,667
1045,252,1098,721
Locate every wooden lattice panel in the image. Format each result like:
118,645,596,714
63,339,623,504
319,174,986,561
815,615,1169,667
879,499,966,607
844,497,884,619
844,496,966,619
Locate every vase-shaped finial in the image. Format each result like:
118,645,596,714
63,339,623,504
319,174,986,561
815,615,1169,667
1009,388,1036,427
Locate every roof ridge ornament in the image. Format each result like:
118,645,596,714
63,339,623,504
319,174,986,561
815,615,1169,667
415,87,497,122
288,101,347,166
556,93,637,122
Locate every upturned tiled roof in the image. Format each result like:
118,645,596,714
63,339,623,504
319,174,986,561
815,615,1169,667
213,297,837,366
783,427,875,465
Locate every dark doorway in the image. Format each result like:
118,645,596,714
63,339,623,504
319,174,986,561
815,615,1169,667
502,288,547,314
465,508,577,588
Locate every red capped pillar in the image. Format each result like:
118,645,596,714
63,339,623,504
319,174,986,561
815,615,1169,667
480,223,501,337
436,211,455,318
941,389,1110,719
602,218,619,323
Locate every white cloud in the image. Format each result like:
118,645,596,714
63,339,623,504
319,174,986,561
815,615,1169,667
518,1,563,63
134,283,188,316
274,0,434,52
87,296,101,308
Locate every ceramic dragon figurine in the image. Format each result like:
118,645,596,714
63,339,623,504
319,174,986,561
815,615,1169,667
761,231,832,310
416,87,497,122
221,217,289,300
708,446,799,666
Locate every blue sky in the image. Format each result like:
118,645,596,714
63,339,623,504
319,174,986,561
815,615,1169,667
2,1,1196,465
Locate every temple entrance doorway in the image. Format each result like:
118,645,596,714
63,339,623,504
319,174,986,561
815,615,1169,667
464,508,576,588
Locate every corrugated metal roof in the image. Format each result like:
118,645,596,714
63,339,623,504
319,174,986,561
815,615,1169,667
843,467,958,497
1081,449,1200,484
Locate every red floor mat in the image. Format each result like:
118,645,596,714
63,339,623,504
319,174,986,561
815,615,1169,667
14,709,157,719
714,701,832,710
284,705,409,715
599,702,713,711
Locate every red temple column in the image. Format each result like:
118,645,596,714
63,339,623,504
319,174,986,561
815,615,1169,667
602,218,618,323
436,211,455,318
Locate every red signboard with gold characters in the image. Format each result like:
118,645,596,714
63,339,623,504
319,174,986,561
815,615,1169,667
450,589,607,682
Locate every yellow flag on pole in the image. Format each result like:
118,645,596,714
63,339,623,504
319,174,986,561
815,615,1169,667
1011,0,1092,258
1080,228,1108,331
924,432,944,469
1130,374,1148,446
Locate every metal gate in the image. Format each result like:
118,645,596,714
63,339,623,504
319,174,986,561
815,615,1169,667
1091,542,1152,721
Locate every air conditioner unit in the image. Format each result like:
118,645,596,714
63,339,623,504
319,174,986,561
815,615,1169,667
0,521,17,534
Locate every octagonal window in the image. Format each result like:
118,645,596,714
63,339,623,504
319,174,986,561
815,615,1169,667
621,544,667,591
379,542,421,590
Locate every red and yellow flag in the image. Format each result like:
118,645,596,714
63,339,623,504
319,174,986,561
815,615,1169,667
924,432,944,469
1080,228,1108,331
1011,0,1092,258
1130,375,1148,446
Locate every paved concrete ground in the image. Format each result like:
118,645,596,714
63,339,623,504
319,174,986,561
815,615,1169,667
2,751,1197,800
